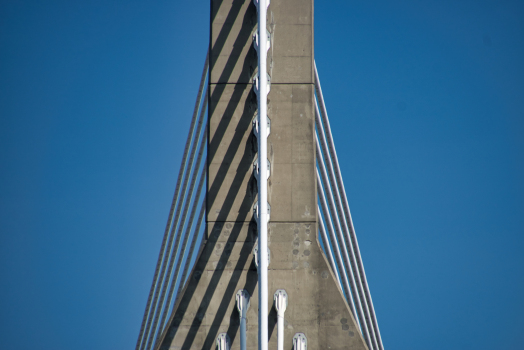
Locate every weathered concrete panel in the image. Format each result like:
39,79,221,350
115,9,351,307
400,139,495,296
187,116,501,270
270,0,313,25
268,84,316,222
269,24,313,84
268,0,314,84
210,0,314,84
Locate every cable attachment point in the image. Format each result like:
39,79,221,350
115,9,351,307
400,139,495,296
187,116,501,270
253,156,271,180
253,245,270,269
274,289,288,315
253,29,271,53
216,333,231,350
236,290,251,318
253,73,271,97
253,202,271,224
293,333,307,350
252,113,271,138
252,0,270,10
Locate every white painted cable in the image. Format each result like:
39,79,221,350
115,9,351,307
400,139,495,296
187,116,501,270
145,123,208,350
314,62,384,350
316,138,373,349
293,333,307,350
315,109,379,349
316,171,358,322
274,290,288,350
156,163,207,340
136,54,209,350
142,100,207,350
175,198,206,299
152,199,207,350
236,290,250,350
317,207,342,288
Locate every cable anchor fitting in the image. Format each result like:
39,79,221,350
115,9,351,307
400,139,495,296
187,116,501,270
253,202,271,224
252,0,270,10
253,73,271,97
252,113,271,138
253,245,270,270
253,29,271,53
293,333,307,350
274,289,288,315
236,289,251,318
216,333,231,350
253,156,271,181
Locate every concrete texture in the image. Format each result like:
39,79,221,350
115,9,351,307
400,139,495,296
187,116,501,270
157,1,368,349
210,0,256,84
268,0,314,84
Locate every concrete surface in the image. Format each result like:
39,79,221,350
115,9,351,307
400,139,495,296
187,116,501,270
157,1,368,349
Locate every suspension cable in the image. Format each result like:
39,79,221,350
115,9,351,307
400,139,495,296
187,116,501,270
316,114,378,350
145,121,208,350
175,198,206,301
314,62,384,350
318,207,342,288
135,51,208,350
316,171,357,321
316,147,372,349
156,163,206,338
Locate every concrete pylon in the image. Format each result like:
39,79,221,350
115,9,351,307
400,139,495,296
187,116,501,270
156,1,368,349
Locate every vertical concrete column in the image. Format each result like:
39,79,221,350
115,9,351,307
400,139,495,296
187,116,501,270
265,1,368,349
265,1,317,349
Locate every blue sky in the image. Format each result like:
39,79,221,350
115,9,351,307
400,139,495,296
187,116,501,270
1,1,523,349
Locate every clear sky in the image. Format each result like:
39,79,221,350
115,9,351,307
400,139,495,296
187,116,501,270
1,1,523,349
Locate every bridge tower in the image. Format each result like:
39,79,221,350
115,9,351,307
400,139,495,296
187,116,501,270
135,1,383,350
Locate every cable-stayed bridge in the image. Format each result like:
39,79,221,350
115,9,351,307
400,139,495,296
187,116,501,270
136,1,383,349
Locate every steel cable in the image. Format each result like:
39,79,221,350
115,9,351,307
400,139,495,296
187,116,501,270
140,99,207,350
318,207,342,288
153,198,207,350
314,61,384,350
135,52,209,350
316,171,357,321
315,111,378,350
145,122,208,350
316,146,373,349
174,198,206,300
157,163,206,339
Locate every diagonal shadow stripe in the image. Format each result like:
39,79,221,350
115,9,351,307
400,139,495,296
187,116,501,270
157,123,256,350
210,0,223,24
155,2,261,349
208,86,256,212
222,260,258,349
200,220,258,350
208,2,257,163
176,129,255,349
158,205,254,349
210,0,255,73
